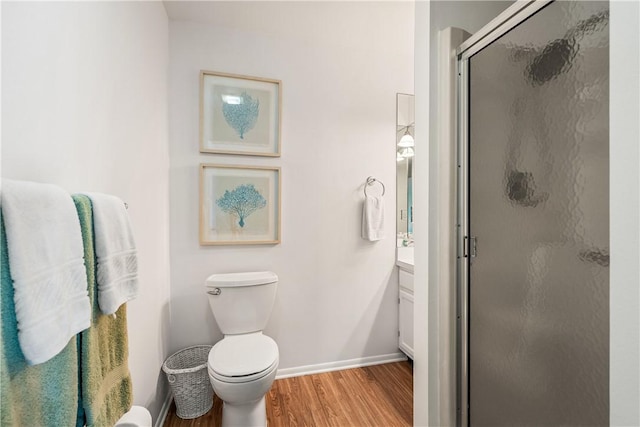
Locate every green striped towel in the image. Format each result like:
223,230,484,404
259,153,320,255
1,210,79,427
74,195,133,427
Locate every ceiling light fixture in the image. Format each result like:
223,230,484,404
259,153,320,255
397,126,414,148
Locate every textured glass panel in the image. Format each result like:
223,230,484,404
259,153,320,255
468,1,609,426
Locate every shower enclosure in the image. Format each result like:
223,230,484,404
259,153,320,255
457,1,609,425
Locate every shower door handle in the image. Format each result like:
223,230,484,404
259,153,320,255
464,236,478,258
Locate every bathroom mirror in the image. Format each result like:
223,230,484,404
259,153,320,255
396,93,414,245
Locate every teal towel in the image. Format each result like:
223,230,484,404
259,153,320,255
0,211,79,426
74,195,133,427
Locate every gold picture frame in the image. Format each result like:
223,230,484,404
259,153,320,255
200,70,281,157
200,164,281,245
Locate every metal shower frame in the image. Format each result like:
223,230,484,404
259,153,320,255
455,1,556,426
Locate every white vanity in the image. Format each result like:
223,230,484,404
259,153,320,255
397,246,414,359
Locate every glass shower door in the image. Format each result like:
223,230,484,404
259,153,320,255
466,1,609,425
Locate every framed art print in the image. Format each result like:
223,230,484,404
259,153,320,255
200,71,281,156
200,164,281,245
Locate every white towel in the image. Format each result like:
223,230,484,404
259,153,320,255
84,192,138,315
1,179,90,365
362,195,385,241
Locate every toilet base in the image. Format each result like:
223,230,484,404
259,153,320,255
222,396,266,427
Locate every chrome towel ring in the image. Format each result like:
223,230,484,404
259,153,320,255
364,176,385,197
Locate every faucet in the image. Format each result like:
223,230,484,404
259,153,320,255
402,234,414,247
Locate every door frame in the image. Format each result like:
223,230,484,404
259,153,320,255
455,1,556,425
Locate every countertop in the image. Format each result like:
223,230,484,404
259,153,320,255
396,246,414,273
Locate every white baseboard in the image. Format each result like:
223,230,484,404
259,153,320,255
275,352,408,380
154,391,172,427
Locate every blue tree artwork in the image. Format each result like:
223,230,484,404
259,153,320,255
222,92,260,139
216,184,267,228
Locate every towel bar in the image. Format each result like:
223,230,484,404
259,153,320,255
364,176,385,197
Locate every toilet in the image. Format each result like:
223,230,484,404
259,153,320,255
114,406,152,427
205,271,279,427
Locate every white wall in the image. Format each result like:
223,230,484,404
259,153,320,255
167,1,414,372
1,2,171,422
610,1,640,425
414,1,512,425
413,2,431,425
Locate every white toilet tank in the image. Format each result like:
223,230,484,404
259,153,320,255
205,271,278,335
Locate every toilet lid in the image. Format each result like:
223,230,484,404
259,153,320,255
209,334,278,378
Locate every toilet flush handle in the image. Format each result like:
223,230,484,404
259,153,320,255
208,288,221,296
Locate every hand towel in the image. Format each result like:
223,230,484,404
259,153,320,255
1,179,90,365
74,195,132,427
362,195,385,241
83,192,138,315
0,210,80,427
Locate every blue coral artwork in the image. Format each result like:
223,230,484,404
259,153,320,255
216,184,266,228
221,92,260,140
200,164,280,245
210,85,269,146
201,71,280,156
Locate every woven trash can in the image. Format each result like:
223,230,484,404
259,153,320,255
162,345,214,419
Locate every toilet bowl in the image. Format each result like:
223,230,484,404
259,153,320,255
208,333,278,426
205,272,279,427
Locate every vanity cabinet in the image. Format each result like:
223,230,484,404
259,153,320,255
398,269,414,359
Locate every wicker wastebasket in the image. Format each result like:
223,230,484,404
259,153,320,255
162,345,214,419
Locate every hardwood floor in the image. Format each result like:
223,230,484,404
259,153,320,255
163,361,413,427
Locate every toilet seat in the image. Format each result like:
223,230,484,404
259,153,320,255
208,333,278,383
209,358,278,384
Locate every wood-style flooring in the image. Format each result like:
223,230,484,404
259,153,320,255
163,361,413,427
